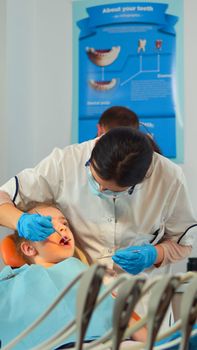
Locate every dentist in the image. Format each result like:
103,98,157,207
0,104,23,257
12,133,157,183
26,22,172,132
0,127,196,275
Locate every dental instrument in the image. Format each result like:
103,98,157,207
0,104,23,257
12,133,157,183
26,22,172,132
35,209,70,245
97,249,141,260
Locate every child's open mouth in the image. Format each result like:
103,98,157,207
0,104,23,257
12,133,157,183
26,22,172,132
59,237,71,246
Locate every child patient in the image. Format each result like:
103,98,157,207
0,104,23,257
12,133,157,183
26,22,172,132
13,205,76,267
0,204,146,349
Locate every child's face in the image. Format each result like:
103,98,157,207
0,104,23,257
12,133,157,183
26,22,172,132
31,206,75,264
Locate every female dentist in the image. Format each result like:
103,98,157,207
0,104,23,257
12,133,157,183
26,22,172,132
0,127,196,275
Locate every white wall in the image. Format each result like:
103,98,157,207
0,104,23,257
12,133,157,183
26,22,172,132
0,0,197,269
1,0,72,183
0,0,6,182
0,0,73,266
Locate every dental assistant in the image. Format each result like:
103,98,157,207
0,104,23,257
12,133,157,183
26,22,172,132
0,127,196,276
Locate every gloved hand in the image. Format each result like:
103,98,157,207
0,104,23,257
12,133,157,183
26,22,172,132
112,244,158,275
17,213,55,241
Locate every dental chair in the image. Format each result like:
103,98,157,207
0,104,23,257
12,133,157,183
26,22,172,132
0,237,134,350
0,234,109,349
1,236,196,350
1,262,107,350
0,234,26,267
0,234,145,350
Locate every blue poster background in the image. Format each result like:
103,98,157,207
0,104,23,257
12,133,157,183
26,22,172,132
73,0,184,162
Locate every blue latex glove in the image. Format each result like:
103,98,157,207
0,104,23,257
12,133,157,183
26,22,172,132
17,213,55,241
112,244,158,275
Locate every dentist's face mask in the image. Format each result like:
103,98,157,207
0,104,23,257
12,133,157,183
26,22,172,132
86,163,134,199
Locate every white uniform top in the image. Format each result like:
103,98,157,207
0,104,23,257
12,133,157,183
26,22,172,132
0,138,196,271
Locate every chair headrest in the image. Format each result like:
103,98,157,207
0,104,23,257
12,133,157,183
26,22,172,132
0,235,26,267
0,236,89,268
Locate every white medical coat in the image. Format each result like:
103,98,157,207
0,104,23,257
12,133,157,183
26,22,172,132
0,138,196,272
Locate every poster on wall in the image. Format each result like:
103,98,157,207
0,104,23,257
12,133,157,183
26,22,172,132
73,0,184,162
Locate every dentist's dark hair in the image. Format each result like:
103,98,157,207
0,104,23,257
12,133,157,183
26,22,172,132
90,127,153,187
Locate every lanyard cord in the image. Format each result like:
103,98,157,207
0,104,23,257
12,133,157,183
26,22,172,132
12,176,19,206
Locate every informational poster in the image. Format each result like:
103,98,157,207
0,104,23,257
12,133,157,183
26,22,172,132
73,1,184,162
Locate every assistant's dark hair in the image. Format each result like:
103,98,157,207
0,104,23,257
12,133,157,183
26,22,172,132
98,106,162,154
90,127,153,187
99,106,139,130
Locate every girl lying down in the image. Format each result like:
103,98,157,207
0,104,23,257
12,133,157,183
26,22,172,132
0,205,147,349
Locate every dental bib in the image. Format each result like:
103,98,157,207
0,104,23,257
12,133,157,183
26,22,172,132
0,258,113,349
